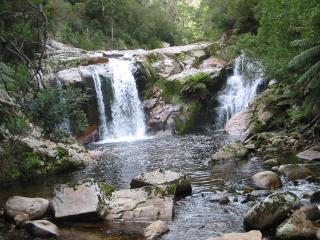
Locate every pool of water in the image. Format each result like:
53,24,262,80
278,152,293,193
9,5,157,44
0,133,319,240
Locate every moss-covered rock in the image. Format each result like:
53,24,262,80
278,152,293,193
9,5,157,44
209,141,249,163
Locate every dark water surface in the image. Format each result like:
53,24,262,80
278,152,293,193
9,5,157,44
1,133,319,240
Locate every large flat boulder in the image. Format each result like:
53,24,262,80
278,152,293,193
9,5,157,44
209,142,248,162
51,179,108,221
5,196,49,220
130,169,192,197
225,108,252,136
207,230,262,240
296,149,320,161
243,192,301,230
106,186,174,222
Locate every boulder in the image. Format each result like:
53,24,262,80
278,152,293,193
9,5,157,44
276,205,320,239
243,192,301,230
50,179,108,221
310,191,320,203
207,230,262,240
252,171,282,190
209,142,248,162
224,108,252,136
130,169,192,197
144,220,169,240
296,149,320,161
209,194,230,205
25,220,59,237
5,196,49,220
14,214,29,227
278,164,315,181
262,159,278,167
106,186,174,222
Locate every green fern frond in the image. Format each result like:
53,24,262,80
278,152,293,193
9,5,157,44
296,60,320,85
291,38,319,49
288,45,320,68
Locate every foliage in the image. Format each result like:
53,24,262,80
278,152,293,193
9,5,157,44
180,73,210,101
21,152,43,174
28,87,88,136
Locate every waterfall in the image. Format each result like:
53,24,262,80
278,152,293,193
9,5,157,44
90,67,109,139
91,59,146,142
213,53,265,129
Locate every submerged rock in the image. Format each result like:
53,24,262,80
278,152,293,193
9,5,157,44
209,194,230,205
130,169,192,197
243,192,301,230
51,179,108,221
25,220,59,237
5,196,49,220
144,220,169,240
106,186,174,222
262,159,278,167
278,164,315,181
252,171,282,190
209,142,248,162
310,191,320,203
276,205,320,239
296,149,320,161
207,230,262,240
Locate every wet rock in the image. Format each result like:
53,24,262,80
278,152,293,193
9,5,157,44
278,164,315,181
243,192,301,230
51,179,108,221
252,171,282,190
25,220,59,237
106,186,174,222
207,230,262,240
262,159,278,167
209,142,248,162
14,214,29,227
0,208,4,217
310,191,320,203
276,205,320,239
224,108,252,136
5,196,49,220
130,169,192,197
296,149,320,161
144,220,169,240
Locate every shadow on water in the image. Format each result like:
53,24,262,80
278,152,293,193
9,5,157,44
0,133,319,240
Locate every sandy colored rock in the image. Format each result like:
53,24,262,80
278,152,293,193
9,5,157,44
252,171,282,190
296,149,320,161
26,220,59,237
5,196,49,220
207,230,262,240
144,220,169,240
51,179,108,221
278,164,315,181
225,108,252,136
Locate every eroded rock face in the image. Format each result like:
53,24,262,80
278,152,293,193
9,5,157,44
130,169,192,197
5,196,49,220
225,108,252,136
25,220,59,237
144,220,169,240
278,164,315,181
209,142,248,162
276,205,320,239
243,192,301,230
51,179,108,221
207,230,262,240
252,171,282,190
106,186,174,222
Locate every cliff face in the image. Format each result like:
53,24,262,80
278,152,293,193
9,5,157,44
46,39,231,137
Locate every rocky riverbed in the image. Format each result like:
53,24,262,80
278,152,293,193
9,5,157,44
1,132,320,240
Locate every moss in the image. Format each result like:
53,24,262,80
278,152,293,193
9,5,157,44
146,53,159,64
100,182,115,198
56,146,69,159
168,184,177,196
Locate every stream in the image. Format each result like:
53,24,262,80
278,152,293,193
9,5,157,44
1,132,319,240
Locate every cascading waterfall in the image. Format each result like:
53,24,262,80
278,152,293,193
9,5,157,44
90,67,109,139
214,53,265,129
91,59,146,142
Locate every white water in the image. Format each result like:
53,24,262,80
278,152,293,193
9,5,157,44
90,67,109,139
91,59,146,143
214,53,265,129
